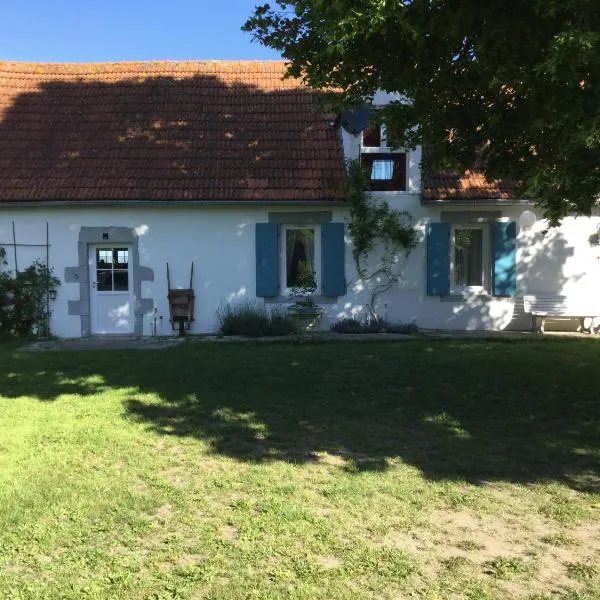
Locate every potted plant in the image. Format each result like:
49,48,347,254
287,260,323,330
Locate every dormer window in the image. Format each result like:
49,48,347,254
361,124,407,191
362,126,381,148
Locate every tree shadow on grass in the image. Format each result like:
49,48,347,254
1,339,599,492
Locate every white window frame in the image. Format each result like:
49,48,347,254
450,224,490,294
361,123,390,153
361,123,408,191
280,224,322,297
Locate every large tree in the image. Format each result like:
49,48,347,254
244,1,600,224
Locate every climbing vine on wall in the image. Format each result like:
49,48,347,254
0,247,60,337
346,160,418,313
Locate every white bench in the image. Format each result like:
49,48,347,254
523,294,600,333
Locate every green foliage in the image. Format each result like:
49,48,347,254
441,555,475,574
244,2,600,225
216,299,297,337
567,561,598,580
289,259,317,306
454,229,476,251
344,160,418,312
347,160,417,278
329,318,364,334
456,539,485,552
539,489,590,523
484,556,532,580
0,247,60,338
330,317,418,334
541,533,577,547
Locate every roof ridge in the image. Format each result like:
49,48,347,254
0,59,287,67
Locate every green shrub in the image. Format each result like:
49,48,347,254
330,318,418,335
329,318,363,334
0,248,60,338
269,307,299,336
216,300,297,337
387,322,419,335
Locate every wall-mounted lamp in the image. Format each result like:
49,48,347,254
518,210,537,230
48,289,57,301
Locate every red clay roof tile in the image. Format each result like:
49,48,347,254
0,61,347,203
423,170,519,201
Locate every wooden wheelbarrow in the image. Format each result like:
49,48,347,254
167,262,195,336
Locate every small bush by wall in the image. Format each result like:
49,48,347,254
330,318,419,335
0,247,60,338
216,300,297,337
330,318,366,334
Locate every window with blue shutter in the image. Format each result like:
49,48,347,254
256,221,347,299
427,222,451,295
255,223,279,297
493,221,517,296
321,222,346,296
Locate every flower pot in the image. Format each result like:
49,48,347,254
287,305,324,331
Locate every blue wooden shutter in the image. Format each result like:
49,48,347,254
493,221,517,296
426,222,450,295
322,222,346,296
255,223,279,297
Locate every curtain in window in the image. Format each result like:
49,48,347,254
286,229,315,287
454,229,483,286
305,232,315,270
370,159,395,181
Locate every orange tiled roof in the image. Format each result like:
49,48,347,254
423,170,519,201
0,61,347,202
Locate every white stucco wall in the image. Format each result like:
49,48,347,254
344,199,600,331
3,196,600,337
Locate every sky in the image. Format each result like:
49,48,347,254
0,0,282,62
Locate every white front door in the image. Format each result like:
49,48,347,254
89,245,134,334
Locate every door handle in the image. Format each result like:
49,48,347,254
92,281,97,288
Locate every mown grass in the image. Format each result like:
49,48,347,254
0,338,599,599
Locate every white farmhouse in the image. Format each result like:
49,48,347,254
1,61,598,336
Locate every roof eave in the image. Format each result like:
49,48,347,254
0,198,349,209
421,197,533,206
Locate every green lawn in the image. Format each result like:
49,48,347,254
0,338,599,599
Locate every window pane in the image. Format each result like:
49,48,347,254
454,229,483,287
114,248,129,269
363,153,406,191
286,229,315,288
113,270,129,291
96,269,113,291
362,126,381,147
371,159,394,181
97,249,112,268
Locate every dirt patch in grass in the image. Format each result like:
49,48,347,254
174,554,206,568
221,524,238,542
2,564,37,577
382,505,599,597
151,503,174,524
159,467,189,487
316,555,343,570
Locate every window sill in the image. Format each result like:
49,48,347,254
368,188,408,193
441,290,492,302
369,190,416,195
264,295,339,305
361,147,405,154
